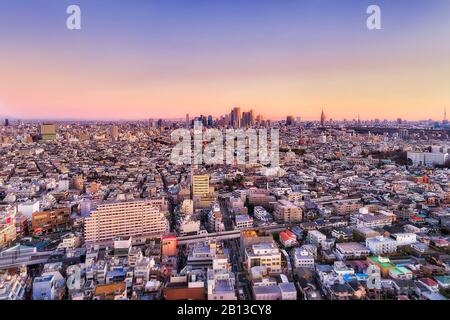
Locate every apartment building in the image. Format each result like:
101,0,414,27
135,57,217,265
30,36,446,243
84,201,168,243
292,247,315,268
333,201,362,215
307,230,326,246
235,215,253,230
245,242,282,274
366,236,398,255
274,200,302,223
335,242,370,260
0,222,16,248
357,214,392,228
192,175,210,196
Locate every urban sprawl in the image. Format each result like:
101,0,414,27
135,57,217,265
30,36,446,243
0,108,449,301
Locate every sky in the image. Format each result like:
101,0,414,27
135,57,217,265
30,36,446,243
0,0,449,121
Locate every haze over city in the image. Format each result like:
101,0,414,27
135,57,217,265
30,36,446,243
0,0,449,121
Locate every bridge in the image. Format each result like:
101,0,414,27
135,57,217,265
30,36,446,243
0,245,52,270
176,224,287,245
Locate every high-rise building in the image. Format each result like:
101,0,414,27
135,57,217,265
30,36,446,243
320,109,326,127
230,107,242,128
444,107,448,125
111,125,119,142
186,113,190,127
4,119,9,127
286,116,294,126
40,124,56,141
84,201,169,243
256,114,263,124
192,174,210,197
248,109,255,127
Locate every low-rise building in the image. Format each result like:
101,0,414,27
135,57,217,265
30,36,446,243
245,242,282,274
335,242,370,260
366,236,398,255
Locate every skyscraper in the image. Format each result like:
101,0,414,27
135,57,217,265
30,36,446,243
443,107,448,125
231,107,242,128
186,113,190,127
4,119,9,126
111,125,119,142
248,109,255,126
320,109,326,127
286,115,294,126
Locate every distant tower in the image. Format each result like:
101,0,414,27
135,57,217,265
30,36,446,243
111,125,119,142
186,113,190,127
231,107,242,128
443,107,448,125
4,119,9,127
286,115,294,126
320,109,326,127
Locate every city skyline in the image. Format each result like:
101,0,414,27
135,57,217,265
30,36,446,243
0,106,448,123
0,0,449,121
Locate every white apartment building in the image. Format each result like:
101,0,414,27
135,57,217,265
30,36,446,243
84,201,169,243
207,258,237,300
391,233,417,246
307,230,326,246
356,214,392,228
254,206,272,222
407,150,448,167
366,236,398,255
292,247,315,269
208,204,225,233
335,242,370,260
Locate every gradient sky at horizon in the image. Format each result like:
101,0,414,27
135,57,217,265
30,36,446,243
0,0,449,121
